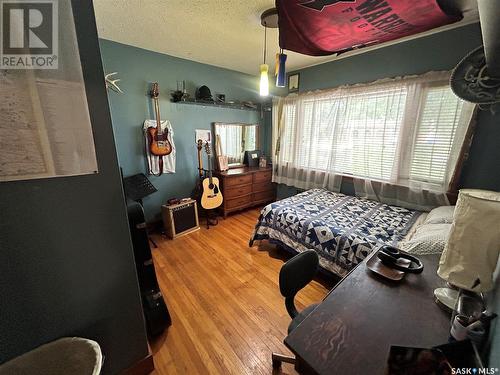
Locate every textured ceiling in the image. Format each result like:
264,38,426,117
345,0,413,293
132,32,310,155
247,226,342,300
93,0,479,76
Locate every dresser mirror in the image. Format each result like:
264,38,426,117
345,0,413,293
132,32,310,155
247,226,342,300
213,122,260,168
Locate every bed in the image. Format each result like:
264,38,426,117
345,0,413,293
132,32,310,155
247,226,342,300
250,188,424,277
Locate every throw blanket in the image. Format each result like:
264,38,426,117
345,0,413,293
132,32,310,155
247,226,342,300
251,189,421,277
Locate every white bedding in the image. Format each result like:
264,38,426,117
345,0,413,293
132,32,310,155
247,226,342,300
398,206,455,255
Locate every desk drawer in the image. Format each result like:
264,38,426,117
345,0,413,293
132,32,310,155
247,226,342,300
225,174,253,187
225,184,252,199
253,182,274,194
226,194,252,209
253,190,275,203
253,170,272,183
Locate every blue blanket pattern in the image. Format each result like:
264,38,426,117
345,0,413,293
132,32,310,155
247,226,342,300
251,189,421,277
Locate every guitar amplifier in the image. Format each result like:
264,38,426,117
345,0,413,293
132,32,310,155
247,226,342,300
162,199,200,239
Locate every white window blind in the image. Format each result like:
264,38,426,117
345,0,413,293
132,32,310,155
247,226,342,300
330,88,407,181
410,86,464,184
273,71,475,196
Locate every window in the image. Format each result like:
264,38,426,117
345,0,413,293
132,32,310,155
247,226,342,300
410,86,464,184
274,72,475,193
330,88,407,181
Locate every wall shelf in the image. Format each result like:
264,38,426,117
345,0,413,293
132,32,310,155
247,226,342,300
171,98,265,112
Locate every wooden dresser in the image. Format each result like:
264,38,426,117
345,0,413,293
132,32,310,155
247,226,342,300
215,166,275,217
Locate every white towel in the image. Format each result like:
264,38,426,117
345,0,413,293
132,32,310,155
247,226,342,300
143,119,176,174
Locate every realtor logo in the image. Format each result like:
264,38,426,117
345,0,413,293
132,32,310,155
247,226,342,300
1,0,58,69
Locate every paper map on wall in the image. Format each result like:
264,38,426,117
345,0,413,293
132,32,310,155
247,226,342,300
0,0,98,182
0,70,98,181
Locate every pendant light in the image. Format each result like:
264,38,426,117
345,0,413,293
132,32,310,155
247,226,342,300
260,19,269,96
259,9,279,97
276,49,287,87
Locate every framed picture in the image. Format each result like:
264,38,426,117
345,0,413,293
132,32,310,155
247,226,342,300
288,73,300,92
195,129,211,143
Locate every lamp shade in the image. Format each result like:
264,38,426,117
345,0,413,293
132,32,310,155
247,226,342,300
437,189,500,292
275,52,287,87
259,64,269,96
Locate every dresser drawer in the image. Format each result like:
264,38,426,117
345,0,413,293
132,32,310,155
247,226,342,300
226,194,252,209
253,190,275,203
252,182,274,194
225,174,253,187
253,170,272,183
225,184,252,199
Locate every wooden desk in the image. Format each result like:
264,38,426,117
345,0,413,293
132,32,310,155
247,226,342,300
284,254,451,374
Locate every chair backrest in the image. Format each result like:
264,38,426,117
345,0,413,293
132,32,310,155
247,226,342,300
279,250,319,319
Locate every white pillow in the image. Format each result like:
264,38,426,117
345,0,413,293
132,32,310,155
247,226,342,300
424,206,455,225
399,223,452,255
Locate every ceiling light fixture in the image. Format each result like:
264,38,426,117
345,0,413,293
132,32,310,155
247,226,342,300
276,49,287,88
260,8,279,96
260,23,269,96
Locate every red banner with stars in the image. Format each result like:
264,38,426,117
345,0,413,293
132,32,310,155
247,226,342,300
277,0,461,56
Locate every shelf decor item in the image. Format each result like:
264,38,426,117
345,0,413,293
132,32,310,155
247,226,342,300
435,189,500,309
259,155,267,168
171,98,259,111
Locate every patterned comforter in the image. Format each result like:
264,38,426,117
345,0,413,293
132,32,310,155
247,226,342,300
250,189,421,277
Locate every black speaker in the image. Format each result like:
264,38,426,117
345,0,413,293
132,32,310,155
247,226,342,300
127,200,171,336
244,150,261,167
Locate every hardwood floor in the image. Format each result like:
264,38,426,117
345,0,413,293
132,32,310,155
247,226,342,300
149,207,332,375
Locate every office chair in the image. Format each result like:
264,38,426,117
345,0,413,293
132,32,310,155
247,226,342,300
272,250,320,369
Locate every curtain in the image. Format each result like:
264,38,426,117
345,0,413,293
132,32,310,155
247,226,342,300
217,124,243,164
273,71,475,210
243,126,257,151
272,95,343,191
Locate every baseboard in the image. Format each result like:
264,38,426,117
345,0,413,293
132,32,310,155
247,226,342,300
121,354,154,375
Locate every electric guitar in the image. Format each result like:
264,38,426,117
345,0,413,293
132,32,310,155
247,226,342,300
200,142,223,210
147,82,172,157
196,139,204,180
192,139,204,201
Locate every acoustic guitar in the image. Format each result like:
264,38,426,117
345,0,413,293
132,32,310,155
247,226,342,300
147,82,172,157
201,142,223,210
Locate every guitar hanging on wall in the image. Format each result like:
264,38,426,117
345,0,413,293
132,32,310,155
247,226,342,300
147,82,172,175
201,142,223,210
193,139,204,201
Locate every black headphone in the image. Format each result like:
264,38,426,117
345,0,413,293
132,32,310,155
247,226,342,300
377,246,424,274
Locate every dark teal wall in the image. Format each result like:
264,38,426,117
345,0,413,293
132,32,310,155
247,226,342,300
0,3,148,374
99,39,271,221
